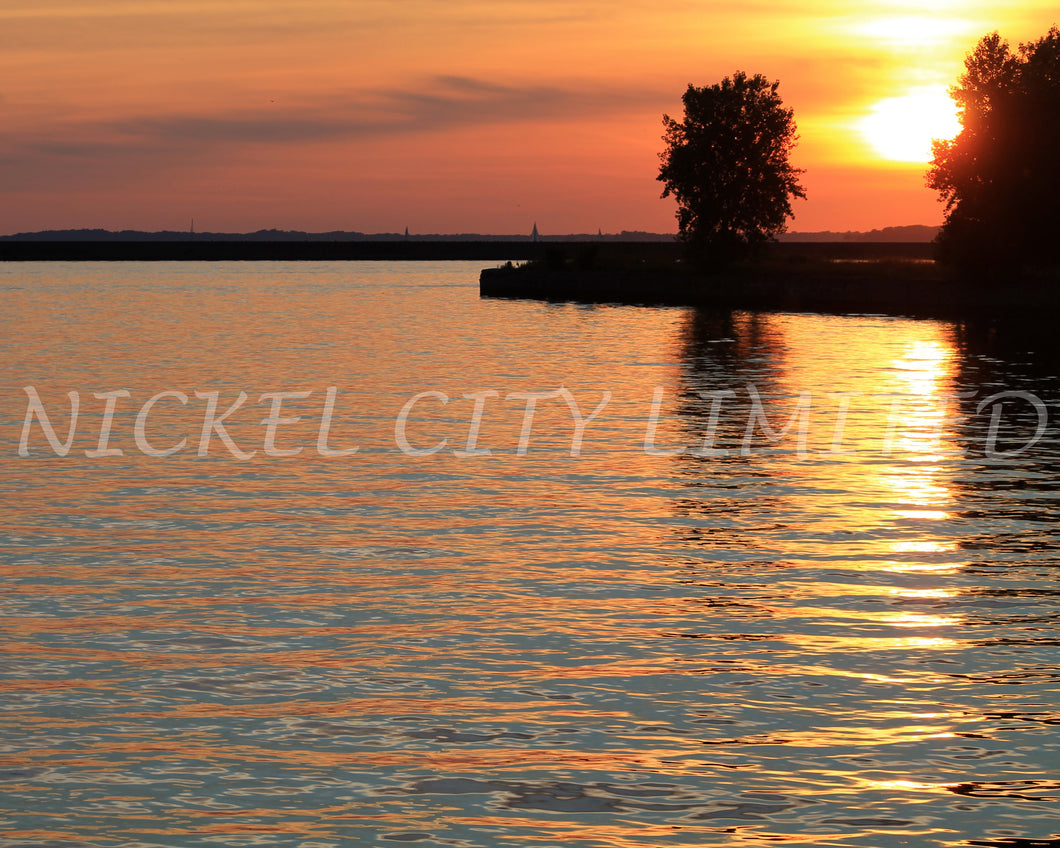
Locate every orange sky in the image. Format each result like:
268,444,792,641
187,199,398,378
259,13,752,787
1,1,1056,235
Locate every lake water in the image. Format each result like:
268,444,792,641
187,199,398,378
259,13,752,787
1,261,1059,848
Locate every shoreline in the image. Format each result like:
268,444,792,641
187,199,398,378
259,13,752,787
479,247,1060,319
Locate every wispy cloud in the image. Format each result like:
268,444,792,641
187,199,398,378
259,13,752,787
6,75,659,162
0,74,663,192
107,76,659,146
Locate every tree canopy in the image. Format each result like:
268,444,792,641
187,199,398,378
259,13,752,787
657,72,805,267
928,27,1060,275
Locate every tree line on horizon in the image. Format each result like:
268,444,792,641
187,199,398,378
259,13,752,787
1,225,942,244
0,228,674,243
659,25,1060,277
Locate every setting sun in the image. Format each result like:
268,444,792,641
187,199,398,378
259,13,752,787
859,87,962,163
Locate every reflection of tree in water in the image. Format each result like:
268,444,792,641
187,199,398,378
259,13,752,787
665,307,795,554
673,307,791,448
678,308,788,385
954,316,1060,381
949,316,1060,561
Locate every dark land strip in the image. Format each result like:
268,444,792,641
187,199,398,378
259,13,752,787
478,243,1060,319
0,240,930,263
0,240,555,262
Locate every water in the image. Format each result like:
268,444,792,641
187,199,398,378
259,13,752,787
1,261,1059,847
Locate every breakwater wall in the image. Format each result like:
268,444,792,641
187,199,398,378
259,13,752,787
0,240,932,263
480,259,1060,318
0,240,549,262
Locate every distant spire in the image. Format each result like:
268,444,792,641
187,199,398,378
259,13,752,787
531,222,539,242
404,225,409,239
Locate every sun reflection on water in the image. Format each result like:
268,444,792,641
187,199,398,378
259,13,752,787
739,314,963,536
687,314,971,647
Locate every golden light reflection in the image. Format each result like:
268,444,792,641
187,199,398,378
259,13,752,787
758,315,961,523
882,562,962,575
889,588,956,600
886,612,962,628
744,314,967,632
889,540,958,554
867,779,961,793
893,509,951,520
898,338,953,376
790,633,959,653
898,637,959,649
886,468,951,505
882,338,962,517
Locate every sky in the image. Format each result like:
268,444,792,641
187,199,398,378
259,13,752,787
2,0,1057,236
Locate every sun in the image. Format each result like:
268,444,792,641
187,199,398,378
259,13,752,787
858,86,962,164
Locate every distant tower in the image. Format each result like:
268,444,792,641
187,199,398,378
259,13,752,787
531,222,539,242
404,225,409,240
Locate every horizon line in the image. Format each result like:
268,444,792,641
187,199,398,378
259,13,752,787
1,224,942,243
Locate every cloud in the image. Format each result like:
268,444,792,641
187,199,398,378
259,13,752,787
103,75,660,147
0,74,665,194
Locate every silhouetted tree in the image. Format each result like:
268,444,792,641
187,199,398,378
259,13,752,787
657,72,806,267
928,27,1060,276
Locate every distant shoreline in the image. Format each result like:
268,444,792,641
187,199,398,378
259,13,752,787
0,224,941,245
